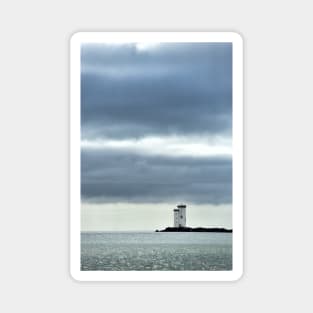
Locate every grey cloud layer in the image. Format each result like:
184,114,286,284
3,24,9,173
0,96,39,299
82,149,232,204
81,43,232,205
81,43,232,139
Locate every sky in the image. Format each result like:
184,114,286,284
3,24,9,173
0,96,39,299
81,42,232,231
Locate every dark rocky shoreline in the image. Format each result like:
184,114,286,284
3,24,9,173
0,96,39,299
155,227,232,233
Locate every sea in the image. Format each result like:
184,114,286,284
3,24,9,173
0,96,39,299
81,231,232,271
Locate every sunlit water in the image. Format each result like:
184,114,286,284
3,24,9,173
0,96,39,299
81,232,232,271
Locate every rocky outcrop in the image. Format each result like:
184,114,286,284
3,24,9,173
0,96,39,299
155,227,232,233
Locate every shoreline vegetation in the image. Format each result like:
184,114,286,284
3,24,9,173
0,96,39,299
155,227,232,233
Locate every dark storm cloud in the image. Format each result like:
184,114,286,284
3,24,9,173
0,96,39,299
81,43,232,139
81,148,232,205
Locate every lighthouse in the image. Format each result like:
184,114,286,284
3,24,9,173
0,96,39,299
173,204,187,228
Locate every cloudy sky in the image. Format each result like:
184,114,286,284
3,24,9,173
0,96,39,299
81,42,232,231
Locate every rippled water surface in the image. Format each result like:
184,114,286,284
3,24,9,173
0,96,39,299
81,232,232,271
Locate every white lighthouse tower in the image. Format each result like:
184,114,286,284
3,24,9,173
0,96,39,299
173,204,187,228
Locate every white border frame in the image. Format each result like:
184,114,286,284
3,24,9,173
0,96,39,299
70,32,243,281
